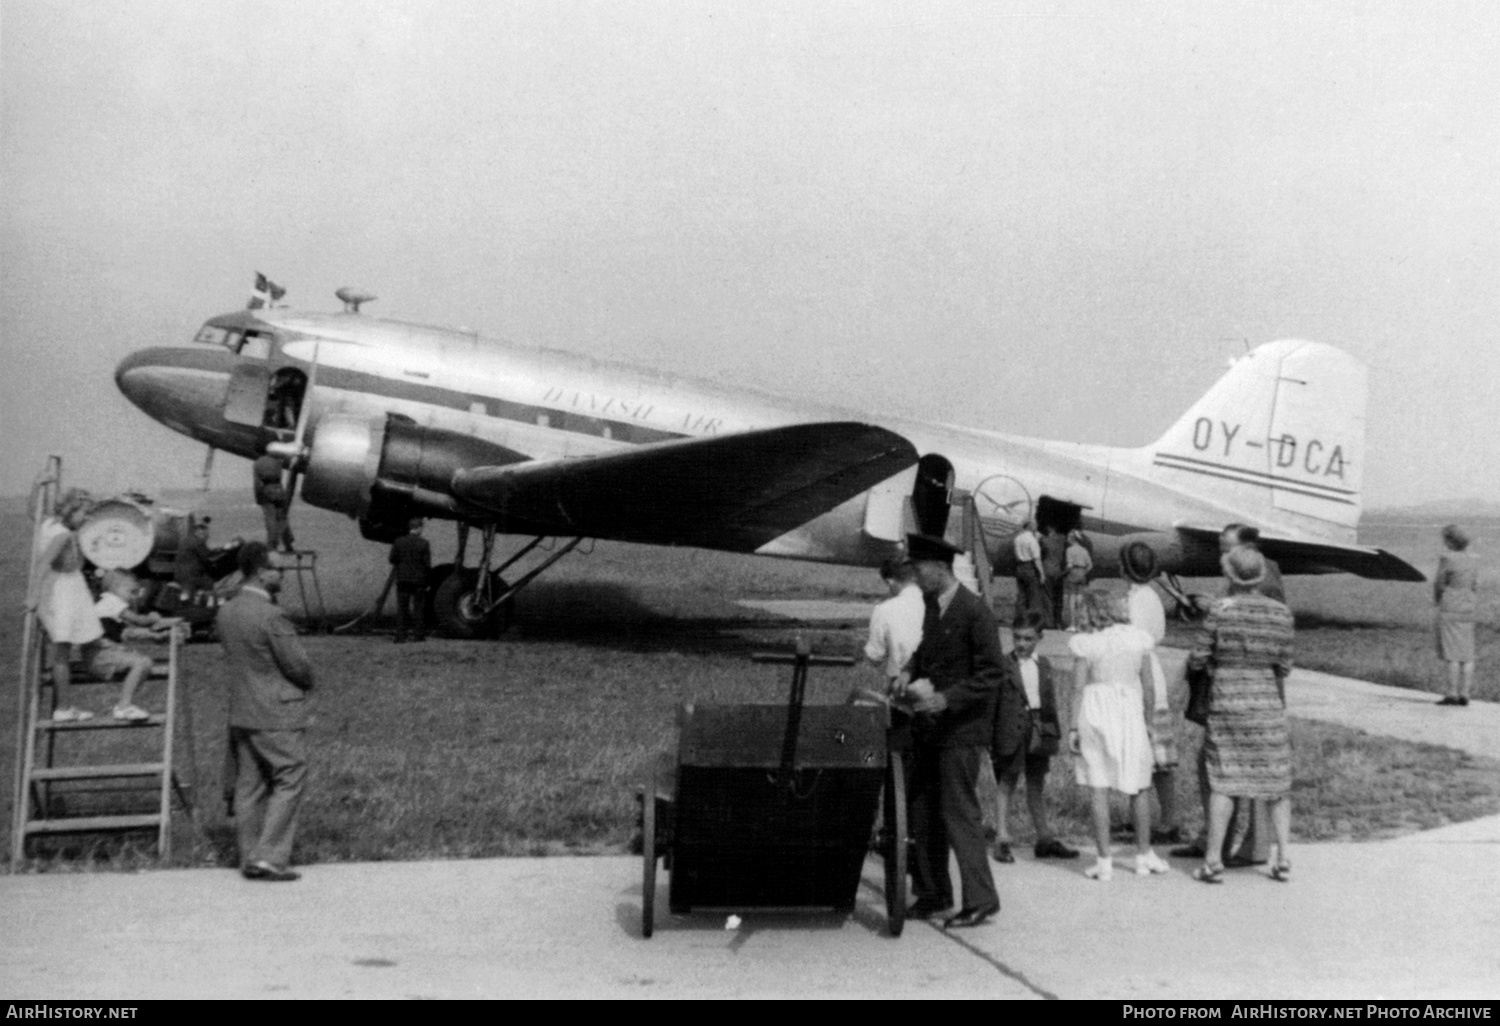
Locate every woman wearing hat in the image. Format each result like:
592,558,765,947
1186,547,1295,883
1433,525,1479,706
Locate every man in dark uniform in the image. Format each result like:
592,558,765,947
218,542,315,882
900,533,1003,929
253,451,296,554
174,517,220,597
389,518,432,643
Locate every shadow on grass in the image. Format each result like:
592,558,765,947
325,579,862,659
1293,610,1409,631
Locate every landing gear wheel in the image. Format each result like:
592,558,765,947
641,770,657,939
883,749,908,937
432,568,513,639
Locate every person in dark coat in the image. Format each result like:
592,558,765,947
253,452,296,554
899,533,1003,929
389,518,433,643
217,542,315,881
174,518,223,597
991,611,1077,863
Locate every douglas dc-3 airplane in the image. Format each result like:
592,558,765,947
114,283,1423,636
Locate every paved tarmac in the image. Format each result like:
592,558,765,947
4,632,1498,1000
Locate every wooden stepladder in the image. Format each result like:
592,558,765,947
9,457,195,868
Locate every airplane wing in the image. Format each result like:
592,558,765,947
1176,526,1425,582
450,422,919,551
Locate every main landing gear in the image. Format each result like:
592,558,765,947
1158,572,1209,623
427,525,585,639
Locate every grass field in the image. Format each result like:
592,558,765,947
2,493,1497,870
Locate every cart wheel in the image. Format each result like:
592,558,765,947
641,771,657,939
884,749,908,937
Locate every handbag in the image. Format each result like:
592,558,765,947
1185,663,1212,727
1027,713,1061,756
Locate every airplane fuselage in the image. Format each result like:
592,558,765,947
116,303,1419,587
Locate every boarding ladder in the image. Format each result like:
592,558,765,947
280,549,328,630
10,458,195,868
942,489,996,609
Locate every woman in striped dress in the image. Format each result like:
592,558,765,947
1187,547,1295,883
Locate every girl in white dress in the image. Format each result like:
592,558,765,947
27,490,104,721
1067,588,1168,880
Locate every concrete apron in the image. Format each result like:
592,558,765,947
3,641,1497,999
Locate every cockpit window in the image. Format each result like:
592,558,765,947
193,324,238,348
192,323,273,359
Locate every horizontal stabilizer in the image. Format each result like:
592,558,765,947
451,422,919,550
1176,526,1424,582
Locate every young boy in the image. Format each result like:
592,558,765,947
991,612,1078,862
88,570,180,721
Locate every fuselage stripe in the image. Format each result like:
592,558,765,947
1152,452,1356,497
1151,455,1357,506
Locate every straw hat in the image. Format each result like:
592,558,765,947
1221,547,1266,587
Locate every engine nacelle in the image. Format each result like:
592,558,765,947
300,413,527,523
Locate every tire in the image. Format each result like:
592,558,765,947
883,749,908,938
423,563,455,629
431,567,513,639
641,771,657,939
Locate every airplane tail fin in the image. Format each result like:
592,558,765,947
1143,340,1367,540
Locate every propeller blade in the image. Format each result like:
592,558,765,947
200,446,215,492
279,340,320,499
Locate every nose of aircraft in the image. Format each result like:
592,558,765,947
115,345,237,443
114,349,159,409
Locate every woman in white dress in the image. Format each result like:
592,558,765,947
27,489,104,721
1068,587,1168,880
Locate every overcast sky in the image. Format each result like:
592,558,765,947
3,0,1496,512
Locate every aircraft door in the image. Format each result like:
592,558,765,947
912,454,954,538
223,363,271,426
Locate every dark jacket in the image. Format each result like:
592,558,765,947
217,586,315,731
993,652,1062,758
908,585,1003,749
174,536,215,591
389,534,433,585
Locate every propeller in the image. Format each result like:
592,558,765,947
262,340,320,522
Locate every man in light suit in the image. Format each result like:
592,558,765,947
218,542,315,882
900,533,1002,929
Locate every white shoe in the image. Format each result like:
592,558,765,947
1135,851,1171,876
112,704,151,722
52,707,94,723
1084,857,1113,881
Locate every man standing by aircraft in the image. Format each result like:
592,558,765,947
390,518,433,644
900,533,1002,929
219,542,315,882
253,450,296,554
1012,518,1047,628
863,558,924,688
